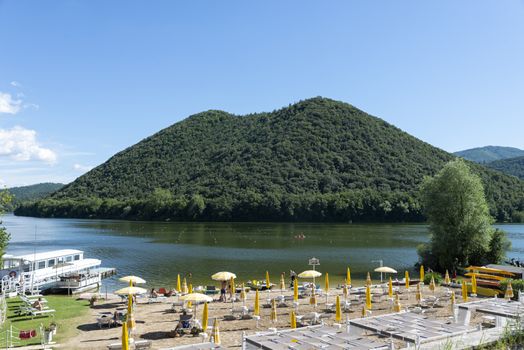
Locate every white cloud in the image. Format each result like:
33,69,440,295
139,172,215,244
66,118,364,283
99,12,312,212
0,92,22,114
73,163,94,172
0,126,57,163
10,81,22,88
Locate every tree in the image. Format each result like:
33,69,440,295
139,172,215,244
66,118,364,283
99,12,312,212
418,159,509,271
0,189,12,264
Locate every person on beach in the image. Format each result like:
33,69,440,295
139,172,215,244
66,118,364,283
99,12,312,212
150,288,159,298
220,280,227,302
32,297,43,311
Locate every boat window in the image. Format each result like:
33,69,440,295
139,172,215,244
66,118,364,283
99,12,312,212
58,257,64,264
66,256,73,262
38,261,46,269
74,255,80,261
48,259,56,267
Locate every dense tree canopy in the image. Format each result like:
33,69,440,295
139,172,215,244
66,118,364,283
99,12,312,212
15,98,524,222
418,159,509,271
3,183,63,211
486,156,524,180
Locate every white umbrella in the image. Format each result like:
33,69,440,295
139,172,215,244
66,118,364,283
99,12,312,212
211,271,237,281
114,286,147,295
374,267,397,274
297,270,322,279
119,276,146,284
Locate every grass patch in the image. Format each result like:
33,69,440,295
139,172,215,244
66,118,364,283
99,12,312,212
1,295,90,346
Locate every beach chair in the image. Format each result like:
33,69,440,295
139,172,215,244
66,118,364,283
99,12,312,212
204,286,218,295
134,340,153,349
97,316,115,328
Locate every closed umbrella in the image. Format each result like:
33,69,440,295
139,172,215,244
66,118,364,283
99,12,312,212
182,278,188,294
270,299,277,323
187,284,193,308
265,271,271,290
461,281,468,302
280,274,285,292
325,272,330,294
290,310,297,329
212,271,237,281
202,302,209,332
388,277,393,298
405,271,410,290
176,274,181,293
366,272,372,287
126,288,136,331
365,285,372,310
335,295,341,322
450,291,456,312
254,289,260,316
429,276,436,292
229,276,235,300
505,280,514,300
240,283,247,306
444,270,451,285
361,305,366,318
393,293,401,312
293,280,298,302
346,267,351,286
119,276,146,284
211,318,220,345
416,283,422,304
471,275,477,296
121,318,129,350
420,265,425,283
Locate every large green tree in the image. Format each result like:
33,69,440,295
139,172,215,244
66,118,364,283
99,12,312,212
418,159,509,271
0,189,12,263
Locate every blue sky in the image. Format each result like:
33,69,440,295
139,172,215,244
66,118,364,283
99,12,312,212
1,1,523,187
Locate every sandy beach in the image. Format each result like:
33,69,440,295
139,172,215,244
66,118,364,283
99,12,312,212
60,283,479,349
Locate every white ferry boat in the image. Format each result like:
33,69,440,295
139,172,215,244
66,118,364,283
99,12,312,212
0,249,115,294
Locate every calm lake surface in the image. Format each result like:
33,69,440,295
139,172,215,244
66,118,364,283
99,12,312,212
2,214,523,291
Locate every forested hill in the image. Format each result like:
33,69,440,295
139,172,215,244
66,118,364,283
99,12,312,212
487,156,524,180
15,98,524,222
454,146,524,163
3,183,64,211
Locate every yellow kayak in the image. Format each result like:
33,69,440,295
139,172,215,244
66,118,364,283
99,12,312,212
466,284,501,297
464,272,506,281
465,266,515,277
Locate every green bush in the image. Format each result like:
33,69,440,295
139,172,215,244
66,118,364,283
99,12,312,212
423,272,443,285
500,279,524,299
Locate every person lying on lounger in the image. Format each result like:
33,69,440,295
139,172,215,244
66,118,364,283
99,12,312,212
32,298,44,311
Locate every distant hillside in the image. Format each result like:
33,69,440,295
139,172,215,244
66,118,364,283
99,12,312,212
15,98,524,222
454,146,524,163
6,183,64,210
487,156,524,179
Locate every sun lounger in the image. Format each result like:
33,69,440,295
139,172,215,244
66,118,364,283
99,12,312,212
97,316,115,328
107,340,152,350
148,295,167,303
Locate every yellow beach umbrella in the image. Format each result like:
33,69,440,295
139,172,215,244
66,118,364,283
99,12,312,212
293,280,298,302
182,278,188,294
388,277,393,298
346,267,351,286
202,302,209,332
187,284,193,308
280,273,285,291
361,305,366,317
505,280,514,300
444,270,451,284
211,318,220,345
126,292,136,331
366,272,372,286
176,274,181,293
119,275,146,284
270,299,277,323
365,285,372,310
335,295,341,322
211,271,237,281
416,283,422,303
290,310,297,329
265,271,271,289
325,272,330,294
471,275,477,296
419,265,424,283
254,289,260,316
114,286,147,295
405,271,410,290
394,293,401,312
181,293,213,303
121,319,129,350
429,276,436,292
240,283,247,302
461,281,468,302
298,270,322,279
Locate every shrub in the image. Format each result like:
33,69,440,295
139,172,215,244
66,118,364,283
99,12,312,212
424,272,443,285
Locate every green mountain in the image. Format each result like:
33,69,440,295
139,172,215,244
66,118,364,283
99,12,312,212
15,98,524,222
487,156,524,179
3,183,64,211
454,146,524,163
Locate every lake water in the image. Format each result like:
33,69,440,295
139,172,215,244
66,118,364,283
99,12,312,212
2,214,523,291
